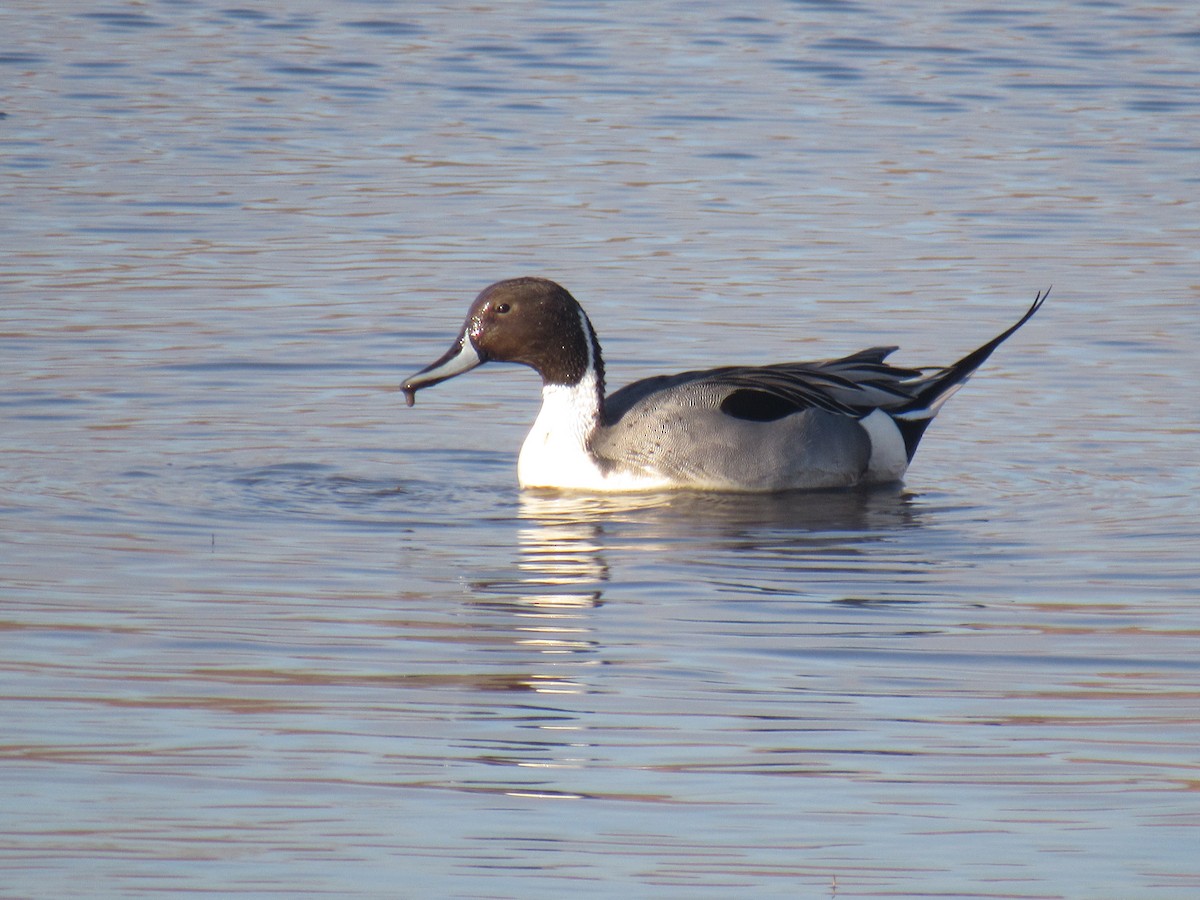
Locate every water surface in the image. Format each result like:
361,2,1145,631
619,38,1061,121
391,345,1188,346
3,1,1198,897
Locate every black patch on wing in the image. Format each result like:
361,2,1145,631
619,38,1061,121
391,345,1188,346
719,388,805,422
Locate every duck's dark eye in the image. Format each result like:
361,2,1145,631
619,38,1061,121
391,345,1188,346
496,303,511,314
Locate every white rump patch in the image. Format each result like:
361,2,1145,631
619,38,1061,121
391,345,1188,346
859,408,909,483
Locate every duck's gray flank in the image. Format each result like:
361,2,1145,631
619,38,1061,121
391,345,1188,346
402,278,1048,492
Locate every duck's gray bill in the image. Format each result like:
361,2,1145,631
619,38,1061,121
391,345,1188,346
401,336,483,407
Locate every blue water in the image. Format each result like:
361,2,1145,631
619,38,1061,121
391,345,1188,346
3,2,1198,897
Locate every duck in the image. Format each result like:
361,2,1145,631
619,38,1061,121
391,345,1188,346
402,277,1047,492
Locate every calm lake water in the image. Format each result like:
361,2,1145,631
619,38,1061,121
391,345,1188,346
3,1,1198,897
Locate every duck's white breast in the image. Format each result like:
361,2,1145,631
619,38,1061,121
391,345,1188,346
517,374,671,491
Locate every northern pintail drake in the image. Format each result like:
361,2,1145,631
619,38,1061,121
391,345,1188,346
402,278,1047,492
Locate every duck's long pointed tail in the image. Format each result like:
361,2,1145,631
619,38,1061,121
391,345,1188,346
891,288,1050,461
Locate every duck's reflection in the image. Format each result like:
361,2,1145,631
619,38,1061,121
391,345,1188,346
449,487,926,795
469,484,922,621
517,484,920,550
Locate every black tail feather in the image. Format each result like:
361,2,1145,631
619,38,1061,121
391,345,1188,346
895,417,934,463
893,288,1050,461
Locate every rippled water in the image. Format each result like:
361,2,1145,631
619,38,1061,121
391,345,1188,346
3,2,1198,897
